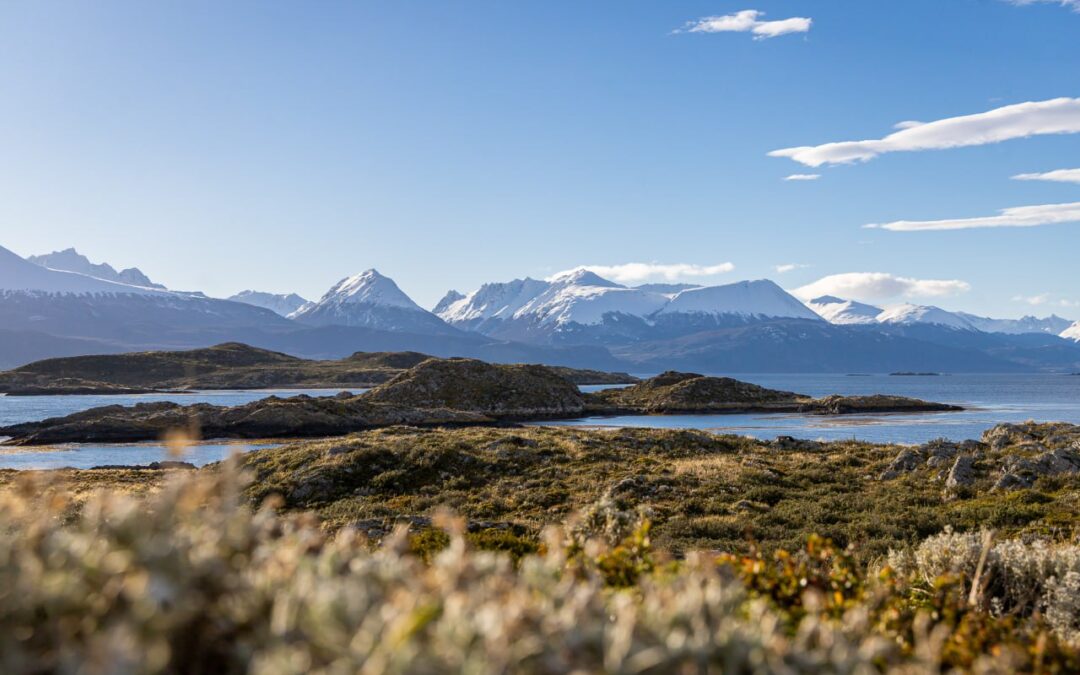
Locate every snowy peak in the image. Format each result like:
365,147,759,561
437,277,553,324
806,295,883,325
0,245,165,296
319,269,423,310
227,290,310,317
432,290,465,315
1062,321,1080,342
876,304,975,330
548,268,622,288
659,280,822,321
28,248,165,289
291,269,455,335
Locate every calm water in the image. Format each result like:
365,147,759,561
0,388,352,470
544,373,1080,445
1,375,1078,469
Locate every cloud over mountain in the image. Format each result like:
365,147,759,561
794,272,971,302
554,263,735,284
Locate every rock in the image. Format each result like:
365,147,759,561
771,435,823,451
879,448,924,480
994,472,1033,491
945,455,976,489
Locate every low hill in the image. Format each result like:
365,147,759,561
0,343,638,395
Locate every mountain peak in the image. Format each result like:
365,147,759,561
659,279,822,321
227,290,310,317
323,269,422,310
432,290,466,315
549,268,622,288
27,248,165,289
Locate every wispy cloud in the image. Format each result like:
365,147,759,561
866,202,1080,232
769,98,1080,167
794,272,971,302
1013,293,1079,308
677,10,812,40
1013,168,1080,185
783,174,821,181
558,262,736,284
1007,0,1080,12
774,263,808,274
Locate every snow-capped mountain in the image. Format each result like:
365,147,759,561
27,248,165,289
875,304,976,330
291,269,458,335
438,271,821,345
956,313,1074,336
0,244,292,346
805,295,883,325
1062,321,1080,342
657,280,821,321
432,290,465,315
228,290,311,317
1,245,165,295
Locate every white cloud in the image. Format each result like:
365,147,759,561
770,97,1080,167
1007,1,1080,12
866,201,1080,232
794,272,971,302
1013,168,1080,185
783,173,821,181
558,262,736,284
679,10,812,39
774,263,808,274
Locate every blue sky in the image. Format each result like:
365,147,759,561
1,1,1078,317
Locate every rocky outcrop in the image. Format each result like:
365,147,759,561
0,394,487,445
878,439,982,480
586,371,803,414
587,371,960,416
364,358,586,419
983,422,1080,490
945,455,976,490
799,395,962,415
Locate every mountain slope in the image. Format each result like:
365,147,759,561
806,295,883,324
1062,321,1080,342
956,313,1073,335
876,304,976,330
291,269,459,335
27,248,164,289
227,290,310,317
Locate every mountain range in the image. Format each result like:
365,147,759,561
2,243,1079,373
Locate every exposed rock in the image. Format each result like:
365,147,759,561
88,460,196,471
945,455,976,490
879,448,924,480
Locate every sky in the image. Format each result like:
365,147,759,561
0,0,1078,318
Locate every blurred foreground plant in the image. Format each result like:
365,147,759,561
0,467,1077,674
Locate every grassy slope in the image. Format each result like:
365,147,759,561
10,425,1076,562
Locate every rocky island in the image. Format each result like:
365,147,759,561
0,359,961,445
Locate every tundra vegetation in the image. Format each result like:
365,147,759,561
2,421,1080,672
